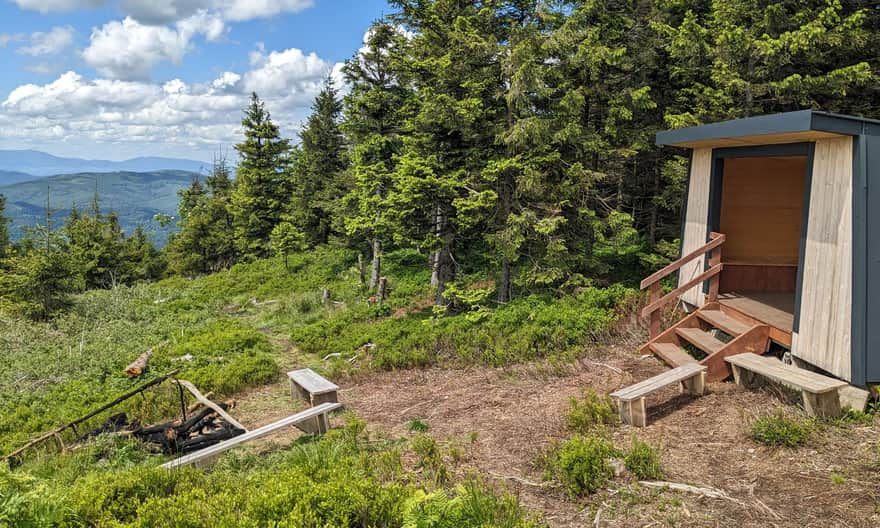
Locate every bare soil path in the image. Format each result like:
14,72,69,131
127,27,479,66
235,343,880,528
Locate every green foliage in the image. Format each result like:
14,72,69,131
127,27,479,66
624,438,663,480
0,194,9,259
408,419,430,433
402,480,544,528
293,282,632,369
230,93,294,259
411,433,449,486
291,77,349,245
0,236,84,320
565,390,618,433
166,159,237,277
545,434,619,497
270,220,307,269
749,411,814,447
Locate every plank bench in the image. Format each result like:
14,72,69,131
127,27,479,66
287,368,340,433
725,353,847,417
610,364,708,427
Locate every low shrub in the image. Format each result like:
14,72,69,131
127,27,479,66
624,438,663,480
402,480,544,528
749,411,813,447
545,433,619,497
565,390,618,433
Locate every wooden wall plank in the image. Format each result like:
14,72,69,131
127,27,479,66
678,148,713,306
719,156,806,266
792,137,853,381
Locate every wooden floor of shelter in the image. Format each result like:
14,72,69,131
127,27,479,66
718,291,794,337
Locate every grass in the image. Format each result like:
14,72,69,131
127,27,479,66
0,245,633,525
565,389,618,433
749,410,814,447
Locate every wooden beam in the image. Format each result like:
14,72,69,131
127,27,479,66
175,380,248,433
641,263,724,317
161,402,342,469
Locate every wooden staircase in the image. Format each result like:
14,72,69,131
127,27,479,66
638,232,771,382
640,302,770,382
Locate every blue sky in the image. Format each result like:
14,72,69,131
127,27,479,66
0,0,392,161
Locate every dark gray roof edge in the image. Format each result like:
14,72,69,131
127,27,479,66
656,110,880,147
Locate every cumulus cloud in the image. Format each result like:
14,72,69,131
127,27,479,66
82,13,225,80
14,0,314,23
18,25,75,56
0,46,348,158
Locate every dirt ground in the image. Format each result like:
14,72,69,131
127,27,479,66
235,342,880,528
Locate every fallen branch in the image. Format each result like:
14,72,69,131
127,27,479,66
174,380,248,433
638,481,745,505
4,369,180,463
125,340,169,377
489,471,550,488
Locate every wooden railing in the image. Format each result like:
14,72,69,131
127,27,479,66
640,232,726,338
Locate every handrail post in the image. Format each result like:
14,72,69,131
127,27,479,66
705,232,722,303
648,283,661,338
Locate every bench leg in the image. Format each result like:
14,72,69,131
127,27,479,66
618,398,647,427
731,365,761,389
680,371,707,396
802,390,841,418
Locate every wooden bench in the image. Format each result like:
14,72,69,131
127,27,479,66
610,364,708,427
287,369,340,433
162,402,342,469
725,353,847,417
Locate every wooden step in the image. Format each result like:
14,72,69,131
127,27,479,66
697,309,751,336
649,342,698,367
675,327,725,355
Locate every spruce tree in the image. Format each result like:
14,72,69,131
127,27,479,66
231,93,293,259
166,157,238,276
387,0,507,305
292,77,348,245
342,22,410,289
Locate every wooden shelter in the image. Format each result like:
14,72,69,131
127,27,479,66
639,110,880,388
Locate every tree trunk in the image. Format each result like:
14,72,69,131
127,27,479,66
434,243,453,306
430,204,444,288
648,163,660,245
377,277,388,301
498,257,511,304
369,238,381,290
357,253,366,287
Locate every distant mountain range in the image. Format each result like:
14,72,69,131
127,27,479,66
0,149,210,180
0,171,198,247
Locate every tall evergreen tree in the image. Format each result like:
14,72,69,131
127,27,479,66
388,0,507,305
342,22,410,289
231,93,293,259
292,77,348,245
167,157,238,276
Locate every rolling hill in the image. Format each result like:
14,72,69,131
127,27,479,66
0,171,197,246
0,149,210,177
0,170,40,186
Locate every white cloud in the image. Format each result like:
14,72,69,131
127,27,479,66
14,0,314,23
0,46,348,159
82,13,225,80
12,0,103,13
0,33,24,47
18,26,75,56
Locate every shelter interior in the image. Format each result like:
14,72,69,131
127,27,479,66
714,154,807,342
